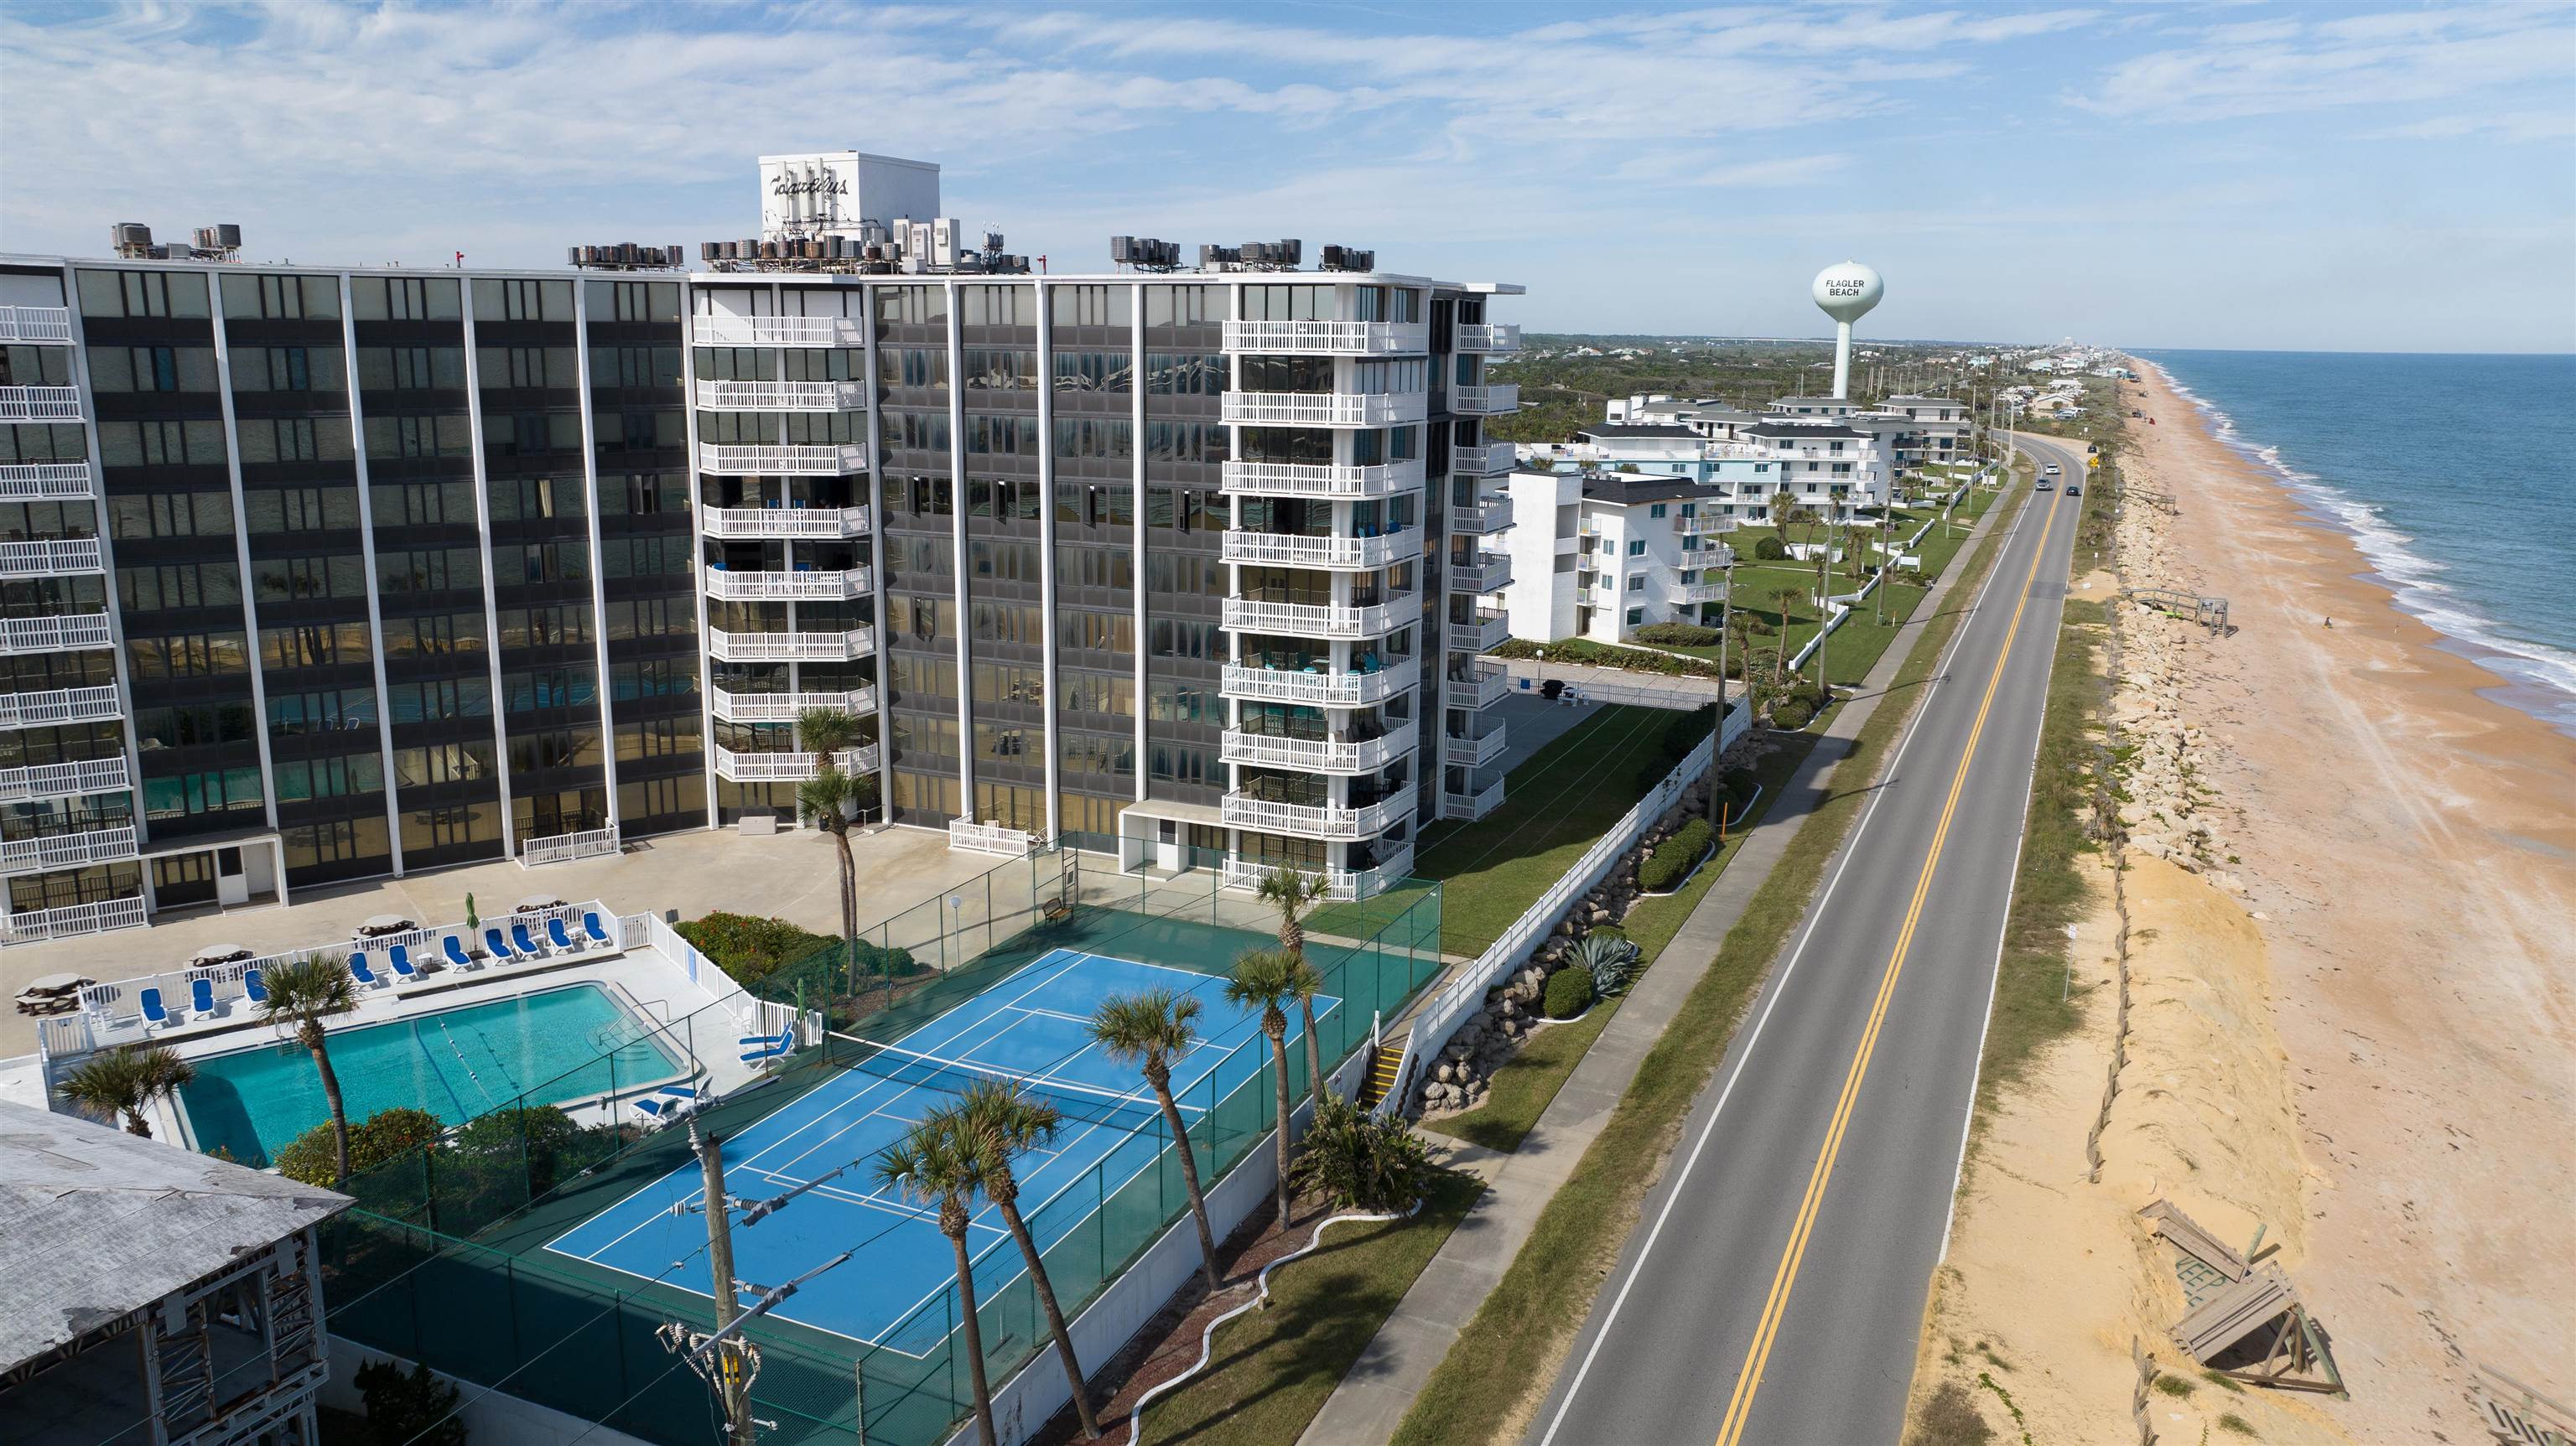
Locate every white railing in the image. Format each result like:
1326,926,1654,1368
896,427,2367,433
0,463,93,499
0,386,82,422
1219,656,1416,707
1441,775,1507,821
0,754,131,805
705,625,874,662
1451,382,1519,416
1464,440,1517,475
0,684,122,729
1222,596,1407,639
1453,323,1523,354
1451,495,1514,533
1219,459,1424,499
1448,611,1511,651
0,613,114,655
0,823,138,872
4,894,146,950
950,818,1035,856
1378,705,1751,1116
690,314,865,348
1448,553,1511,593
1446,723,1507,769
0,306,75,344
712,744,875,783
701,504,871,539
1219,528,1419,569
1665,579,1730,604
0,538,103,576
695,379,865,411
1222,320,1429,355
1220,842,1413,902
698,442,870,477
36,1011,98,1056
520,825,621,868
1448,661,1509,709
1220,728,1411,774
709,686,876,723
1677,515,1731,536
704,565,871,602
1222,391,1427,428
1221,790,1413,840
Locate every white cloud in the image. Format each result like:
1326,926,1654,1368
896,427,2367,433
2074,2,2576,121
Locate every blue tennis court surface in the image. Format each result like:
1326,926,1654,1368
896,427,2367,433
546,948,1337,1353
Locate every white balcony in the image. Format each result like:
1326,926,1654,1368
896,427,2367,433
1448,661,1510,709
1220,528,1420,570
1222,391,1427,428
1,823,139,873
0,386,82,422
1464,440,1517,475
1222,842,1413,901
1220,790,1414,840
691,314,866,348
1448,552,1512,593
704,565,872,602
0,685,122,730
1449,610,1510,652
713,744,877,784
0,463,93,500
2,894,147,947
705,625,875,663
1454,323,1523,355
0,307,75,345
0,613,114,655
1446,723,1508,769
1220,459,1424,500
0,539,103,577
1441,775,1506,821
702,504,872,539
709,686,877,723
0,754,131,806
1451,383,1519,417
1677,514,1729,536
699,442,869,477
1451,494,1514,535
1222,596,1408,640
696,379,866,412
1220,656,1416,708
1665,578,1730,604
1221,728,1411,774
1222,320,1429,355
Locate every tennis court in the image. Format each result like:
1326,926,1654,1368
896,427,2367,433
545,947,1336,1354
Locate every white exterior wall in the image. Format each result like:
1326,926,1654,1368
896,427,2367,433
1580,502,1727,641
1499,469,1580,640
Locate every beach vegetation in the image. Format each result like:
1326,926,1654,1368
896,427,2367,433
1291,1096,1438,1212
57,1044,195,1138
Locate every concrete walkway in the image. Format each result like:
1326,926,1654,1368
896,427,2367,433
1298,482,2020,1446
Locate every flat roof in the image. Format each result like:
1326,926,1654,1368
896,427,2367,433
1578,423,1703,441
1581,473,1711,505
1745,420,1866,439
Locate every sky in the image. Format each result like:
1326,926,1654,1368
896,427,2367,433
3,1,2571,354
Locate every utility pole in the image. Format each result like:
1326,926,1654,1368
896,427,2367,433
697,1127,759,1446
1711,552,1732,832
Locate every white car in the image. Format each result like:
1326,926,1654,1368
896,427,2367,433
2044,464,2061,475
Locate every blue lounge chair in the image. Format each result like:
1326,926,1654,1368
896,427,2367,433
739,1027,793,1065
388,946,417,980
583,911,612,946
190,977,215,1015
548,916,576,951
348,952,378,987
512,921,544,956
444,935,473,971
484,927,517,961
139,987,170,1028
631,1086,702,1124
244,968,266,1006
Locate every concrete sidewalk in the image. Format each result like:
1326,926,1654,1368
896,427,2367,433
1298,485,2024,1446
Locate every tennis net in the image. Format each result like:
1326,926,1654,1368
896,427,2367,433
831,1036,1191,1134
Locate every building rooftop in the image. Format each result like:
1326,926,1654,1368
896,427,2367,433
1745,420,1867,440
0,1101,351,1372
1768,396,1857,407
1580,473,1713,505
1576,422,1703,442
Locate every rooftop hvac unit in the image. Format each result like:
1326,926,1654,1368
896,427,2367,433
932,217,960,267
572,246,590,266
906,220,932,262
581,246,602,265
1280,238,1301,265
111,222,153,256
701,241,723,262
1321,244,1344,269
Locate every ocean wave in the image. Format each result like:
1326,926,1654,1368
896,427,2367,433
2142,360,2576,727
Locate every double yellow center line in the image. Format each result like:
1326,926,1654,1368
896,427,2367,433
1711,494,2062,1446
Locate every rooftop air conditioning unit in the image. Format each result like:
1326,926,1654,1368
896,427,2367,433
1113,236,1135,264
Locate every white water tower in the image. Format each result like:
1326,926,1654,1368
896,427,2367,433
1812,262,1883,399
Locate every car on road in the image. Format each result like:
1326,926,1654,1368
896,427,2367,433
2066,484,2081,496
2044,464,2061,474
2036,479,2053,491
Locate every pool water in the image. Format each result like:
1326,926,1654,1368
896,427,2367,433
179,983,687,1166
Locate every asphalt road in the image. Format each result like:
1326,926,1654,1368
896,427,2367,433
1526,436,2091,1446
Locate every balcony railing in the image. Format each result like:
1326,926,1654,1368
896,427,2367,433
1222,391,1427,428
1219,528,1420,570
1453,323,1524,355
1449,661,1510,709
1219,656,1417,708
696,379,866,412
1465,440,1517,475
1221,842,1413,902
1665,578,1730,604
1220,790,1414,840
0,823,139,873
1220,728,1413,774
2,894,147,948
1446,723,1508,769
0,463,93,500
712,744,877,784
709,686,877,724
520,826,620,868
1441,775,1507,821
1219,459,1423,500
0,539,103,577
0,613,114,655
690,314,866,348
0,306,75,345
1451,383,1520,417
699,442,870,477
0,755,132,806
1222,320,1429,355
704,565,871,602
1221,596,1408,640
1677,514,1729,536
0,386,83,422
1450,495,1514,535
705,625,875,663
1447,552,1512,593
1448,610,1510,652
0,685,122,730
702,504,872,539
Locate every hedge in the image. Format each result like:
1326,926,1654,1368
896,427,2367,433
1542,966,1595,1020
676,910,918,993
1633,621,1720,647
275,1107,445,1186
1639,817,1714,893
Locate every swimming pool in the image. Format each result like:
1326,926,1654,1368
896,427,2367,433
179,983,688,1166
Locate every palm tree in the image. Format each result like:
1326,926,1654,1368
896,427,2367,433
956,1083,1100,1440
1225,947,1302,1226
876,1107,998,1446
1091,989,1222,1292
1765,487,1794,542
796,707,873,993
260,953,358,1186
58,1044,194,1137
1254,864,1331,1103
1770,584,1803,682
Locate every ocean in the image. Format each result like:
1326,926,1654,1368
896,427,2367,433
2133,350,2576,736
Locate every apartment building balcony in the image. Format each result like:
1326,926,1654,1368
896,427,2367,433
712,743,878,784
1221,655,1416,708
0,539,104,577
705,625,875,663
1448,660,1509,710
1219,790,1414,841
1450,493,1514,535
1221,840,1414,902
0,754,131,806
1221,596,1408,640
690,314,867,348
1219,459,1423,500
1446,719,1508,770
709,685,877,724
1219,526,1420,571
1220,727,1412,775
1441,773,1506,821
1447,552,1512,593
696,379,867,412
1222,391,1427,428
0,386,83,422
1676,514,1731,536
0,613,114,656
1449,608,1510,652
1576,583,1618,610
703,564,872,603
0,306,75,345
1665,578,1730,605
0,893,147,946
1222,320,1429,355
698,442,870,477
1450,383,1519,417
1453,323,1523,355
0,685,122,730
1,822,140,873
1463,440,1517,475
0,463,93,500
702,504,872,539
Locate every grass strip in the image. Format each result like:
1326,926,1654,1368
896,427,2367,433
1389,479,2032,1446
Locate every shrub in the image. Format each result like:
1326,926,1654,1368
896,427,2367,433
1721,767,1758,807
354,1358,467,1446
1639,816,1714,892
1573,931,1642,998
1633,621,1720,647
1903,1381,1992,1446
274,1107,446,1186
677,910,917,993
1753,534,1789,561
1771,699,1815,730
1290,1096,1438,1211
1542,965,1594,1019
448,1105,605,1203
